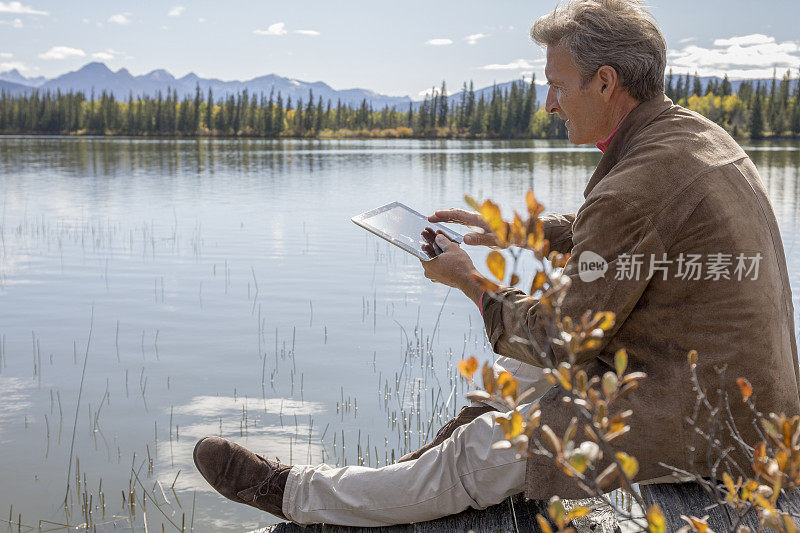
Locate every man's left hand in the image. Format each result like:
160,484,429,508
421,232,483,305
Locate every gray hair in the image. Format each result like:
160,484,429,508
530,0,666,101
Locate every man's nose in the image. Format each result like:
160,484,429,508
545,86,559,114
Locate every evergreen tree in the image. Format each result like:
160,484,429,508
274,93,285,135
693,72,703,97
675,74,684,101
437,81,448,128
205,88,213,132
749,82,764,139
665,69,674,100
720,75,732,96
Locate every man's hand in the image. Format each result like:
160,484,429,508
420,232,484,306
427,209,502,248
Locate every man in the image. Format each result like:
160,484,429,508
194,0,800,526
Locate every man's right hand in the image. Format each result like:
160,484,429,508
427,209,503,248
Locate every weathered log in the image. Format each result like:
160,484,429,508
253,494,619,533
640,482,800,531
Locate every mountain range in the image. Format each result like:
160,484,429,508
0,62,795,109
0,62,414,109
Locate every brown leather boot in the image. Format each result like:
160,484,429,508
398,404,498,462
193,436,292,519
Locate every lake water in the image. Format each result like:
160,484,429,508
0,136,799,531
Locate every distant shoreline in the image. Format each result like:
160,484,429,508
1,132,798,141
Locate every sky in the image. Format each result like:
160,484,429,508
0,0,799,98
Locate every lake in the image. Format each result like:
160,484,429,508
0,136,799,531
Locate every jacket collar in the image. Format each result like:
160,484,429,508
583,94,673,199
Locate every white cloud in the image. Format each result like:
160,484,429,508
678,37,696,44
0,52,11,58
168,6,184,17
0,2,46,15
197,17,205,23
425,38,452,46
465,33,487,45
294,29,319,36
0,60,26,71
91,48,121,61
38,46,86,60
254,22,287,36
482,58,538,70
713,34,774,47
11,16,21,27
668,34,800,79
108,13,131,25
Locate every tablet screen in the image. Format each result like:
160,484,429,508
352,202,463,261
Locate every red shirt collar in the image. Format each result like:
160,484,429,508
595,125,620,153
595,110,633,153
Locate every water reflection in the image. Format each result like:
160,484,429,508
1,136,799,532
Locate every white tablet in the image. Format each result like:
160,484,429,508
352,202,464,261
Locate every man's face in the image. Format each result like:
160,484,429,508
544,44,605,145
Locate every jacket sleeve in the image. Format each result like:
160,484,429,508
481,194,664,367
541,213,575,254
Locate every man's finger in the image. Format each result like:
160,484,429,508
428,209,484,227
435,233,458,250
463,232,497,246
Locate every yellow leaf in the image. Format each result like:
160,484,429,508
616,452,639,479
497,410,524,439
530,271,547,293
722,472,736,496
687,349,698,366
471,271,500,292
567,506,591,521
526,190,545,218
486,251,506,281
614,349,628,377
496,371,519,400
510,274,520,286
556,362,572,390
568,452,587,475
579,338,602,352
511,212,525,245
592,311,616,331
457,356,478,379
536,514,554,533
482,363,496,395
646,505,666,533
737,377,753,402
554,252,570,268
680,515,712,533
479,200,508,244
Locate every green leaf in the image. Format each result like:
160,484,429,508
464,194,481,212
614,349,628,377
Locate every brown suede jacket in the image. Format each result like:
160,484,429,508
481,94,800,499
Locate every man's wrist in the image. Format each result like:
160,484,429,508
459,270,484,306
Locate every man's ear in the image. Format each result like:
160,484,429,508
596,66,618,101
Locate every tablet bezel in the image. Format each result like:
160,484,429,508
351,202,463,261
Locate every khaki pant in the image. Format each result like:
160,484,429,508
281,359,550,526
282,404,529,526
